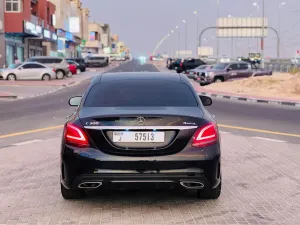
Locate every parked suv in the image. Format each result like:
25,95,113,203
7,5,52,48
176,58,206,73
27,56,70,79
85,56,108,67
168,58,182,70
66,58,86,72
197,62,252,85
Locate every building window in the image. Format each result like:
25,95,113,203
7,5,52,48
5,0,22,12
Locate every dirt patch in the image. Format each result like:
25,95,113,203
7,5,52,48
203,73,300,101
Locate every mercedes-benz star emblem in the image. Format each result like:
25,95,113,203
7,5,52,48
136,117,145,125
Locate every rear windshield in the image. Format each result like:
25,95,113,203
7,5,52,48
197,65,207,69
84,81,198,107
212,63,229,69
28,58,62,64
87,57,105,60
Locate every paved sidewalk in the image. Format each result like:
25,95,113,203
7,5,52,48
0,132,299,224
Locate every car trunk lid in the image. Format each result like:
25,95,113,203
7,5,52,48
79,107,206,156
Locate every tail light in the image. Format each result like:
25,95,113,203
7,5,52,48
65,123,89,148
192,122,218,148
52,69,56,72
180,62,183,67
194,72,197,75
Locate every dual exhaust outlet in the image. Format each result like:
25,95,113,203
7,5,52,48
78,181,204,189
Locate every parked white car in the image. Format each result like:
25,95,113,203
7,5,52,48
0,62,56,81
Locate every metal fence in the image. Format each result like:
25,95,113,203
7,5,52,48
264,63,297,73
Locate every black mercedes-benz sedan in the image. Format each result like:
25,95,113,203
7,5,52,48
61,72,221,199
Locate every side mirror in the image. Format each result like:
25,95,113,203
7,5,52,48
18,67,23,70
199,95,212,106
227,67,232,71
69,96,82,107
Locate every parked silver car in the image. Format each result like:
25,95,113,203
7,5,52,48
27,56,70,79
0,62,56,81
185,65,214,80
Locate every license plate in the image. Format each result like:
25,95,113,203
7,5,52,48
112,131,165,143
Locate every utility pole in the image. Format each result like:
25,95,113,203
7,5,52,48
196,18,199,57
0,0,5,68
261,0,265,68
216,0,220,62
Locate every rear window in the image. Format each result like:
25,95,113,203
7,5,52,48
28,58,62,64
87,57,105,60
84,81,198,107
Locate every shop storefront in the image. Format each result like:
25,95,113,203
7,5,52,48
5,34,24,66
42,29,58,56
23,21,43,60
57,29,81,58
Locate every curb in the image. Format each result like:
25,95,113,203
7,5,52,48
198,91,300,107
0,95,18,99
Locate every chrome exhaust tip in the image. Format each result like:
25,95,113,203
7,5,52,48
78,182,102,189
180,181,204,189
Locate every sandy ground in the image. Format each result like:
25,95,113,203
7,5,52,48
204,73,300,100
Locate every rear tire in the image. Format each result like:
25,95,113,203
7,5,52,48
7,74,16,81
56,70,64,79
197,181,221,199
42,74,51,81
61,183,84,200
214,76,224,83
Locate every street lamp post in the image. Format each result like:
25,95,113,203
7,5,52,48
182,20,187,57
261,0,265,69
171,30,174,57
278,2,286,58
253,2,260,53
176,26,179,57
194,11,199,57
216,0,220,62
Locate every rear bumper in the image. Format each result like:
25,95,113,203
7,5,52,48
63,171,220,190
196,77,213,85
61,144,221,190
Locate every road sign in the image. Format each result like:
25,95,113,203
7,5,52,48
217,17,268,38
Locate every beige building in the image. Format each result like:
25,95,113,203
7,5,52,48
81,8,90,42
82,22,102,56
49,0,89,58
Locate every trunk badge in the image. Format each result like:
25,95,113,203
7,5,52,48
137,117,145,125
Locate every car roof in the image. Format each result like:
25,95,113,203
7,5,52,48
90,72,192,86
29,56,64,59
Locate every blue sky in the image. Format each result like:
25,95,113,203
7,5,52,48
81,0,300,58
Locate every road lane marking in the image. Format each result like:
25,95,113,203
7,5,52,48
218,124,300,138
0,125,63,139
251,137,286,143
0,123,299,140
13,139,43,146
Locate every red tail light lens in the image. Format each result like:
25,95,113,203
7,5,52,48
180,62,183,67
192,123,218,147
65,123,89,148
52,69,56,72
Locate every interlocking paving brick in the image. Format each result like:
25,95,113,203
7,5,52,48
0,133,300,225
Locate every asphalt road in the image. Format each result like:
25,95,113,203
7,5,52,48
0,59,299,147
